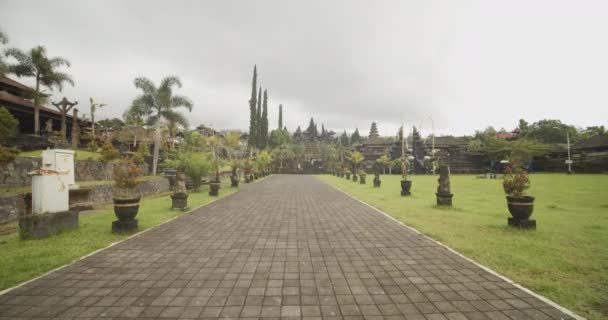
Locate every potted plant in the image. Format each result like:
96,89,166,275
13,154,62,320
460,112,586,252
244,158,252,183
230,161,240,187
112,157,142,232
373,171,381,187
503,164,535,228
258,150,272,177
345,170,351,180
223,132,242,188
351,151,363,182
359,170,367,184
400,157,412,196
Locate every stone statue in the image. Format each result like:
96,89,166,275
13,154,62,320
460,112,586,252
436,164,453,206
437,165,451,194
174,171,188,195
44,119,53,133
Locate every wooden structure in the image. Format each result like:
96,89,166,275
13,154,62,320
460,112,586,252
0,77,89,139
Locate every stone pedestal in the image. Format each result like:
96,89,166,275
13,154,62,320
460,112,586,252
401,190,411,196
436,192,453,207
508,218,536,229
112,219,138,233
373,180,381,187
19,210,78,240
171,193,188,210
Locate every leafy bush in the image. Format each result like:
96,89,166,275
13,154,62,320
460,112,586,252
0,107,20,166
503,166,530,197
100,137,119,163
0,146,19,165
0,106,18,140
184,153,211,190
112,158,142,198
86,141,98,152
132,143,149,165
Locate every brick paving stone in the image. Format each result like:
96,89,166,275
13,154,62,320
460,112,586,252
0,175,577,319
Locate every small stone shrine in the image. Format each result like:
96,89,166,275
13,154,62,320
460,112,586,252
435,164,453,206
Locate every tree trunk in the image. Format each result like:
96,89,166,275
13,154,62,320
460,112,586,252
91,113,95,137
61,111,67,141
152,115,161,176
389,167,392,175
34,77,40,135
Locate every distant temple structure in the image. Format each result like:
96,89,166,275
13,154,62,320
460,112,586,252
0,77,90,150
0,77,85,136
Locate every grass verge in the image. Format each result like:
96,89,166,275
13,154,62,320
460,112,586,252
18,149,101,161
318,173,608,320
0,180,237,291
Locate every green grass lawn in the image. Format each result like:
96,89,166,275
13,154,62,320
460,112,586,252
0,180,237,291
18,149,101,161
318,173,608,320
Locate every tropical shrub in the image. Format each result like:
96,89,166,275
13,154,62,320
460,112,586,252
0,106,19,165
100,137,119,163
112,158,142,198
503,166,530,197
132,143,149,165
184,152,211,190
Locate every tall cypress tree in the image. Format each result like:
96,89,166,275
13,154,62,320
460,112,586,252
258,89,268,149
278,104,283,129
248,65,257,148
351,128,361,144
256,88,262,148
340,130,350,146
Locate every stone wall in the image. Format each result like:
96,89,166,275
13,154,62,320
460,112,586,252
0,157,149,188
0,178,169,225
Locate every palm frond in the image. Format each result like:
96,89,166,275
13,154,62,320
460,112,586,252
160,76,182,90
42,71,74,91
0,30,7,44
170,94,193,112
128,94,154,116
48,56,71,68
161,110,189,128
134,77,157,95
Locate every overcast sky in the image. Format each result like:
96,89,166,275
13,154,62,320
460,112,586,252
1,0,607,137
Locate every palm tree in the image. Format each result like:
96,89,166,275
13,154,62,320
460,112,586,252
89,98,107,137
351,151,364,174
223,132,242,176
6,46,74,134
271,144,294,171
377,154,392,174
127,76,192,175
0,29,8,76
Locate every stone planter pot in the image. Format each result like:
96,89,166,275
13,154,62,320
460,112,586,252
231,175,239,187
359,175,366,184
436,192,453,206
400,179,412,196
506,195,536,229
373,178,381,187
345,173,351,179
506,195,535,220
352,174,358,182
112,197,140,233
244,174,251,183
209,181,221,196
171,192,189,210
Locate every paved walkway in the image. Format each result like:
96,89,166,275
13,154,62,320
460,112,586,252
0,175,574,319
